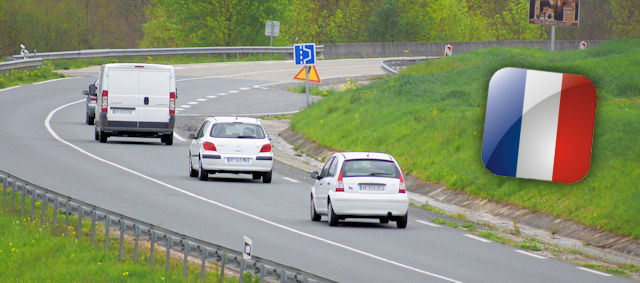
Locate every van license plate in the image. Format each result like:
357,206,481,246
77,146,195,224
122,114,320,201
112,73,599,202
226,157,251,164
112,109,133,115
359,184,385,191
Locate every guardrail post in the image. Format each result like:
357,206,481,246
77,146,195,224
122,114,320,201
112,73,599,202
76,206,82,240
239,258,245,283
208,54,212,61
65,200,70,237
10,180,15,213
223,54,227,61
41,192,47,226
220,250,227,282
237,53,240,61
20,183,26,217
105,215,110,253
280,269,286,283
134,224,140,263
119,220,125,261
200,248,207,281
183,240,189,278
30,188,36,221
2,175,6,208
150,230,156,266
52,197,58,229
259,263,265,283
166,236,172,273
91,210,96,246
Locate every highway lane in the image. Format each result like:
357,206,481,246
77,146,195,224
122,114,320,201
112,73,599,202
1,60,633,283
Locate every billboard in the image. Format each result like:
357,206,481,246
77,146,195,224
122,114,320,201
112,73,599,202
529,0,579,27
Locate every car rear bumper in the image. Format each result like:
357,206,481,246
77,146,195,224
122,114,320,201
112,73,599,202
329,193,409,217
201,154,273,173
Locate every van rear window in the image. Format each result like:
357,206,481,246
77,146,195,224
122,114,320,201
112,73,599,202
340,160,399,178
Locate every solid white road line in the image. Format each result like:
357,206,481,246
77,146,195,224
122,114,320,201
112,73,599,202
173,132,186,142
463,234,491,243
282,177,299,183
416,220,442,228
514,250,546,259
45,100,462,283
576,267,612,277
32,77,71,85
0,86,22,92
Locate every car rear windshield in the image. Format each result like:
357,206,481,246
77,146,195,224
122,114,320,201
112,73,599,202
341,159,399,178
209,123,265,139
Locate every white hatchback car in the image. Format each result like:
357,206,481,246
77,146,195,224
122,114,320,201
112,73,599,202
188,117,273,183
310,152,409,228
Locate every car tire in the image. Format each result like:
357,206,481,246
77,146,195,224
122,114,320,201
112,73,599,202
396,213,408,229
310,194,321,222
162,133,173,145
262,170,272,183
379,217,389,224
98,129,107,143
188,153,198,177
94,127,99,141
327,200,338,226
252,173,261,180
85,113,91,125
198,159,208,181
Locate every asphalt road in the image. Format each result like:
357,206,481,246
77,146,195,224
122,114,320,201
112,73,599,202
0,59,632,283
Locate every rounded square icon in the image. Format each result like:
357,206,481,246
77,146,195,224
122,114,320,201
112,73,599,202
481,68,597,183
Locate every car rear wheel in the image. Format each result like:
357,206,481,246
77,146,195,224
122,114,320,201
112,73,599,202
188,153,198,177
327,201,338,226
98,129,107,143
86,113,94,125
94,127,99,141
162,133,173,145
310,194,321,222
198,159,208,181
262,170,272,183
396,213,408,229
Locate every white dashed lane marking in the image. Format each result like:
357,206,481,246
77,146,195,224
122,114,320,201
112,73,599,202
576,267,612,277
239,87,250,90
229,90,239,94
196,98,207,102
464,234,491,243
514,250,546,259
188,101,198,105
416,220,441,228
282,177,300,183
207,95,217,98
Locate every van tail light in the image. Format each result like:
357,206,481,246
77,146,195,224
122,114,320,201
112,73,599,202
101,90,108,112
336,171,344,192
169,92,176,114
260,144,271,152
399,172,406,194
203,142,217,151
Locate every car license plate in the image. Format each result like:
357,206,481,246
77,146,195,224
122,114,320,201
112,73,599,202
112,108,133,115
226,157,251,164
359,184,385,191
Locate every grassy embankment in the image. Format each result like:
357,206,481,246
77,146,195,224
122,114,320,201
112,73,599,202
0,63,64,89
291,39,640,238
0,190,254,282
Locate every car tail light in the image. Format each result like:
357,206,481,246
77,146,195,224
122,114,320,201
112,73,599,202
260,144,271,152
169,92,176,114
399,172,406,194
203,142,217,151
101,90,108,112
336,171,344,192
90,97,97,101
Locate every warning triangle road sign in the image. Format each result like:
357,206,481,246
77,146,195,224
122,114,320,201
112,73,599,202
293,65,321,83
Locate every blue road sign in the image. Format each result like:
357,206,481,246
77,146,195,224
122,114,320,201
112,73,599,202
294,43,316,65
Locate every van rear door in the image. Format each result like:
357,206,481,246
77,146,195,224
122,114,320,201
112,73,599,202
107,68,139,123
139,68,171,124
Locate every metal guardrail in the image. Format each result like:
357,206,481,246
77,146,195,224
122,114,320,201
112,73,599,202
381,56,440,75
8,46,324,61
0,171,333,283
0,58,44,72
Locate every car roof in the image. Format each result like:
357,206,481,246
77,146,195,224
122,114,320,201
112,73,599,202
104,63,174,70
338,152,395,161
207,116,262,125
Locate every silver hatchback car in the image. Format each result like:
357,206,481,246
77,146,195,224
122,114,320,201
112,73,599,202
82,81,97,125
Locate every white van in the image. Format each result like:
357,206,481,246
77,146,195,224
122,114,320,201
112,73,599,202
94,63,176,145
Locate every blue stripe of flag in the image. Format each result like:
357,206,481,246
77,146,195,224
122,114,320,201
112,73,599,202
482,68,527,177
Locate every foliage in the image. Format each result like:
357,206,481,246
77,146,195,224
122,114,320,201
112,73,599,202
291,39,640,238
0,63,64,89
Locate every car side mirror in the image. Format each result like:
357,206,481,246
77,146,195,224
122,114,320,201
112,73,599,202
267,135,272,141
188,133,196,139
311,171,320,180
82,90,89,95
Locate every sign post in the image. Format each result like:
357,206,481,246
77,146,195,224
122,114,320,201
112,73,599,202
528,0,580,52
293,43,316,107
265,21,280,59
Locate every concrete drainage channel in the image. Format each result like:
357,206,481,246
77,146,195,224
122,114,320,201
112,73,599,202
0,171,333,283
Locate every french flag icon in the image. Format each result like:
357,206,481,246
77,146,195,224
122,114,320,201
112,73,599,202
482,68,597,183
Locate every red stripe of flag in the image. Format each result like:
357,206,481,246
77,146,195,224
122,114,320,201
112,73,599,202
552,74,597,183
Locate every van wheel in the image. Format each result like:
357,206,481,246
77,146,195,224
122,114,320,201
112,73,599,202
396,213,408,229
188,153,198,177
310,194,321,222
252,173,261,180
98,129,107,143
262,171,272,183
379,217,389,224
327,201,339,226
198,159,208,181
162,133,173,145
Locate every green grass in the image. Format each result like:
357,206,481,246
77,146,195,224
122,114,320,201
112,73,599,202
291,39,640,238
0,190,248,282
0,63,64,89
289,86,332,97
431,218,446,225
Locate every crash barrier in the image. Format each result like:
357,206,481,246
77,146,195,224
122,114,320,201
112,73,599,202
0,171,333,283
0,58,43,73
381,56,440,75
